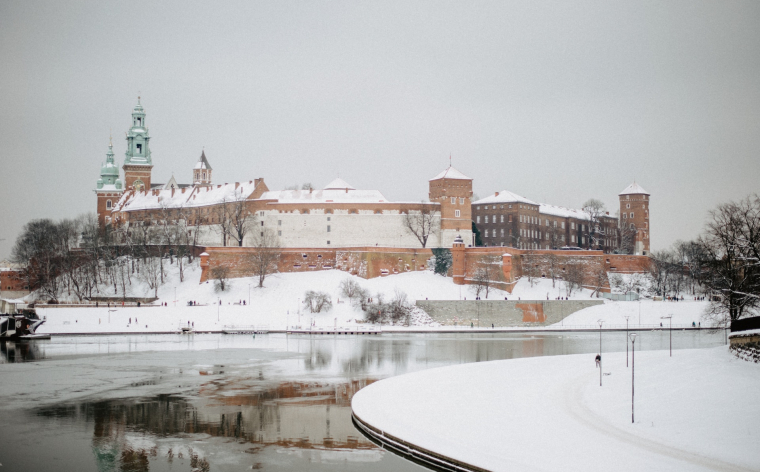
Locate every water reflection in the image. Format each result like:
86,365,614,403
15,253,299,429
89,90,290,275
0,340,46,362
35,377,377,471
0,331,726,472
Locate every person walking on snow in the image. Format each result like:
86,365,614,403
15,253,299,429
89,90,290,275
595,354,601,368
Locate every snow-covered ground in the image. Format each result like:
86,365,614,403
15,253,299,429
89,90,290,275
33,260,714,334
352,346,760,472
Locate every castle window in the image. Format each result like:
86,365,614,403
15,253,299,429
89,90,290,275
623,213,627,219
509,215,512,222
626,203,630,209
327,225,331,232
630,212,634,218
203,172,206,180
455,210,460,217
278,220,281,226
561,222,565,229
485,230,489,237
485,216,489,223
509,205,512,209
327,216,331,221
261,221,264,226
501,229,504,237
630,223,635,230
451,197,456,204
137,144,142,153
327,241,330,245
196,172,199,180
476,216,480,223
460,198,465,204
106,200,112,209
500,215,504,223
278,230,282,236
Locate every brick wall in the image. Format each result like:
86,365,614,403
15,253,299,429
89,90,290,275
200,246,435,282
198,245,651,292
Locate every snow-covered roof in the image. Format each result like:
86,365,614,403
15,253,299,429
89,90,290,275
114,180,261,212
430,166,471,181
539,203,591,221
619,182,649,195
473,191,537,206
260,188,388,204
323,178,355,190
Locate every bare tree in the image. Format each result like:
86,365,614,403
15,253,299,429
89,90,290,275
615,217,637,254
210,266,230,292
227,190,256,247
564,260,585,296
546,253,560,288
140,256,165,298
698,195,760,324
246,228,281,287
403,204,437,248
470,255,501,298
303,290,332,313
582,198,606,250
339,278,368,306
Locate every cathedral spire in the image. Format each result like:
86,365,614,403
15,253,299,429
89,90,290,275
123,97,153,190
193,149,213,186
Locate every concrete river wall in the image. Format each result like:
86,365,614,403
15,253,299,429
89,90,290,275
416,300,604,327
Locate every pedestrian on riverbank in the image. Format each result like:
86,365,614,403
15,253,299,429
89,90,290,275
595,354,601,368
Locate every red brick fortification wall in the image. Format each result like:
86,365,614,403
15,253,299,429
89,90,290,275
197,245,651,290
199,247,435,283
606,254,652,274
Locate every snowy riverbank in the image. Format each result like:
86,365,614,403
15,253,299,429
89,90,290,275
352,346,760,472
32,261,714,335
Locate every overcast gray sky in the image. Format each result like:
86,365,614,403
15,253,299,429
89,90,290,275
1,0,759,258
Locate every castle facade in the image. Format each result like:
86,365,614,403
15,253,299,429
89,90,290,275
96,99,649,255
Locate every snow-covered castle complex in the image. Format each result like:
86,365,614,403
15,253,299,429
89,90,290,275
95,99,651,289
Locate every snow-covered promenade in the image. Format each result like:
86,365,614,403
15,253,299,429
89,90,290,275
352,347,760,472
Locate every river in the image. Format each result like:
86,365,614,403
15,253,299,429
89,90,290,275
0,330,725,471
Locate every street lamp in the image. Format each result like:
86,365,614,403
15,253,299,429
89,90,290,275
623,315,630,367
629,332,637,423
597,319,604,386
661,315,672,357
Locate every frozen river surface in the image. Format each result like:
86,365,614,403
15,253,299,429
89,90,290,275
0,330,725,471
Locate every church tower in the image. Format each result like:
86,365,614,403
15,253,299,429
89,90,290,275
619,182,650,255
122,97,153,191
95,136,123,229
193,150,213,186
429,165,474,247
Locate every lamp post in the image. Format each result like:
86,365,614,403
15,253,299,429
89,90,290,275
597,319,604,386
623,315,630,367
661,315,672,357
629,332,637,423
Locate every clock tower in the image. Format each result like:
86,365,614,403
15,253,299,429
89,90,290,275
122,97,153,191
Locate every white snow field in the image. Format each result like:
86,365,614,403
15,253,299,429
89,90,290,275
34,260,713,334
352,347,760,472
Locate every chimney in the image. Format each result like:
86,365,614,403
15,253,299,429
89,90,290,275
171,188,175,197
495,192,499,197
181,187,186,194
235,182,239,190
606,211,610,215
345,187,348,193
310,187,313,194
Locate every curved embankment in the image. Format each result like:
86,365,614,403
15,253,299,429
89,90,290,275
351,348,760,472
